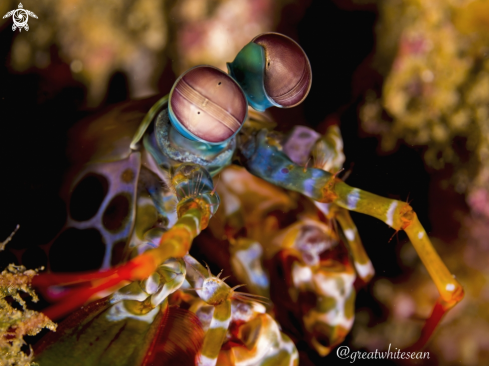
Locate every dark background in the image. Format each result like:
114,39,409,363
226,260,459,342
0,1,442,365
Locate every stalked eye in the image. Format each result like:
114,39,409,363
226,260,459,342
169,65,248,144
253,33,312,108
227,32,312,112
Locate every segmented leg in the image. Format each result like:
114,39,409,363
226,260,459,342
109,258,186,320
33,163,220,320
34,258,205,366
308,125,375,284
333,207,375,284
199,300,232,366
240,128,464,347
183,292,299,365
333,184,465,330
269,218,356,356
183,255,269,366
184,255,233,366
223,305,299,365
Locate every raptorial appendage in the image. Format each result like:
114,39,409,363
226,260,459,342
34,258,205,366
33,163,219,321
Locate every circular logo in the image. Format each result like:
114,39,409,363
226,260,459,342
3,4,38,32
12,9,28,28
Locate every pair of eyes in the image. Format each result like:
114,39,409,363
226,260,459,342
169,33,312,144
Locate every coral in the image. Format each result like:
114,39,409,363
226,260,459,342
0,227,56,366
169,0,283,74
1,0,293,106
1,0,168,105
360,0,489,217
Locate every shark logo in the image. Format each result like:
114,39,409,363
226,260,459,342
3,3,38,32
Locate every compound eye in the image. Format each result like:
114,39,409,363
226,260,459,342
253,33,312,108
227,32,312,111
169,65,248,144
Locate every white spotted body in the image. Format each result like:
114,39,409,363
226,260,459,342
189,298,299,366
275,217,358,357
204,124,377,357
183,255,297,366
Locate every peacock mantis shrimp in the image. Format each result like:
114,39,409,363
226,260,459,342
21,32,463,365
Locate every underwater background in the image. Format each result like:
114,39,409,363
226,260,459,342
1,0,488,365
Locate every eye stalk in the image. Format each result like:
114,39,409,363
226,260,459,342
169,65,248,144
227,32,312,112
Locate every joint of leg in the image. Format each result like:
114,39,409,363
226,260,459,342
442,282,465,306
178,197,214,229
127,253,158,281
320,177,339,203
158,227,191,256
399,203,415,230
177,198,202,218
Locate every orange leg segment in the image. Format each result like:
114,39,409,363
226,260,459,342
332,183,464,348
33,200,212,320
